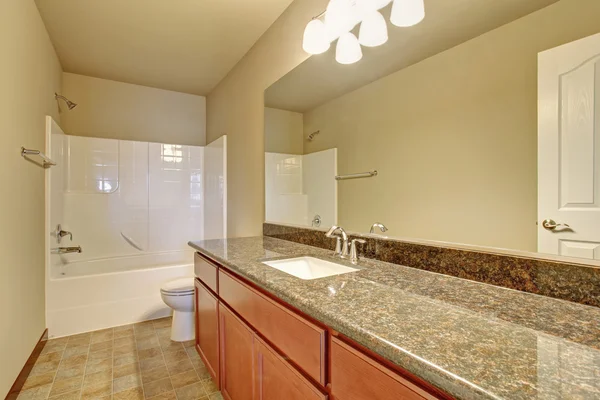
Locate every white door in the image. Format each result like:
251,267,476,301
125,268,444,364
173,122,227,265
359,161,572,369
538,33,600,259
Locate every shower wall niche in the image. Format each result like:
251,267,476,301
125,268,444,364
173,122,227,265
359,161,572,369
54,135,205,268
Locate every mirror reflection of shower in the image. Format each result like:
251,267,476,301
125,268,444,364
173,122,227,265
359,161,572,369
54,93,78,110
265,149,337,227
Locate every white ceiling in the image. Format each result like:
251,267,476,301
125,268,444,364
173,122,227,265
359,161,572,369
35,0,295,96
265,0,560,112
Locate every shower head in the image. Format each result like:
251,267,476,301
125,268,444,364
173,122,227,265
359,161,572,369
307,130,320,141
55,93,78,110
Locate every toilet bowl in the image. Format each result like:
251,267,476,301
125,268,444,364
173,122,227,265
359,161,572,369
160,278,195,342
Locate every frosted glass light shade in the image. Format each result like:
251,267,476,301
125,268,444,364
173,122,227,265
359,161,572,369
336,32,362,64
303,19,330,55
390,0,425,27
325,0,357,38
359,11,388,47
356,0,393,12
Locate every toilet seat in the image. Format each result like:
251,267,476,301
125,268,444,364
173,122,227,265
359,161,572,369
160,277,195,296
160,277,195,342
161,289,194,296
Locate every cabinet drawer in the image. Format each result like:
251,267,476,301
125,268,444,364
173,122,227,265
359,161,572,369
219,270,326,385
331,338,437,400
255,336,327,400
194,252,218,293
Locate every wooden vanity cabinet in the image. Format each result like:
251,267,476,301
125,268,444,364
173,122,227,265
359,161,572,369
219,303,255,400
194,252,448,400
254,337,328,400
194,279,219,385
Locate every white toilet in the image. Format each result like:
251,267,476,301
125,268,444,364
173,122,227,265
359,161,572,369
160,278,195,342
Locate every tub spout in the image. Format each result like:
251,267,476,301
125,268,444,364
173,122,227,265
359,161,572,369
52,246,82,254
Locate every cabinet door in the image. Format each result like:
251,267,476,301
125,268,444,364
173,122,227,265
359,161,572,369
195,280,219,384
331,338,435,400
219,270,326,384
254,337,327,400
219,303,254,400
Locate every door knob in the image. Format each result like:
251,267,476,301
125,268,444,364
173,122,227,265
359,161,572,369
542,219,570,231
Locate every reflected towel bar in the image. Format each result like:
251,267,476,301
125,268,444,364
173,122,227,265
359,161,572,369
21,147,56,167
335,170,378,181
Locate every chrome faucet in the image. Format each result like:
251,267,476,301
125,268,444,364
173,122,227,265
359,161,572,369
325,226,349,258
369,222,388,234
52,246,82,254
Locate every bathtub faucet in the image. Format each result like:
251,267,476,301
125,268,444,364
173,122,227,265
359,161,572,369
55,224,73,244
52,246,82,254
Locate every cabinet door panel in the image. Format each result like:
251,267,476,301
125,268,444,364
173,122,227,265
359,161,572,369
195,279,219,384
254,337,327,400
219,303,254,400
331,338,435,400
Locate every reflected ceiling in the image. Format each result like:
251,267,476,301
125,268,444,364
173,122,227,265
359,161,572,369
265,0,559,112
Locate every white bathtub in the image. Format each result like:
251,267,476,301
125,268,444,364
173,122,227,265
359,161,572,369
46,251,195,338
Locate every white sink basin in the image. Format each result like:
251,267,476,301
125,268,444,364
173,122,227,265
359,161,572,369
262,256,358,280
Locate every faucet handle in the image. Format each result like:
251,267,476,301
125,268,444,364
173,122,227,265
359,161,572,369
349,239,366,264
333,237,343,256
55,224,73,244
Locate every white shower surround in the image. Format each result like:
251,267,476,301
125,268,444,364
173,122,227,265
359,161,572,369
45,117,226,337
265,149,337,228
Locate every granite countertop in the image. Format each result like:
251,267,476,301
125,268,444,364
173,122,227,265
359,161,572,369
188,236,600,400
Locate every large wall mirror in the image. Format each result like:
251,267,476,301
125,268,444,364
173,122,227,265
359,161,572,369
264,0,600,262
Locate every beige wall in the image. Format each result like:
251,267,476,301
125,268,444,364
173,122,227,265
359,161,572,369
303,0,600,251
264,107,304,154
206,0,327,237
0,0,62,396
61,73,206,145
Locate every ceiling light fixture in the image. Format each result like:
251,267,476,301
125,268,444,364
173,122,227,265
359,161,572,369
390,0,425,27
303,19,330,54
358,10,388,47
302,0,425,64
356,0,393,12
325,0,359,38
336,32,363,64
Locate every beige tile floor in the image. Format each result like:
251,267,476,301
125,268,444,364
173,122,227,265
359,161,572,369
15,318,223,400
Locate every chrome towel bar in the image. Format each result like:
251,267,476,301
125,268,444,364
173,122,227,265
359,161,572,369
21,147,56,168
335,170,377,181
